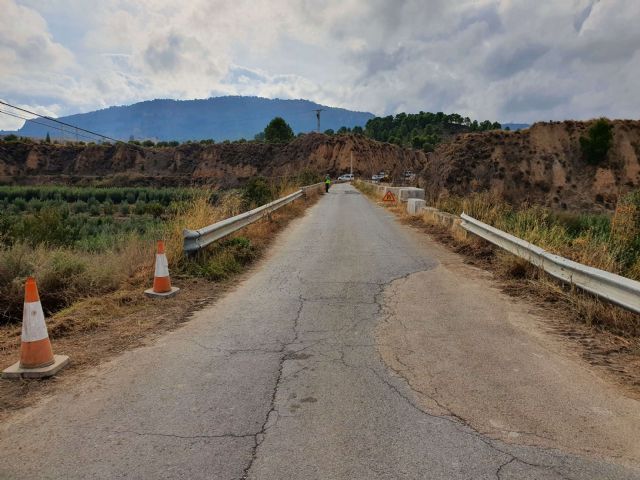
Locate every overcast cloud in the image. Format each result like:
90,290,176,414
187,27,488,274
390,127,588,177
1,0,639,129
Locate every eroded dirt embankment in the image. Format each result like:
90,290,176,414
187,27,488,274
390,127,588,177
0,133,425,187
423,120,640,211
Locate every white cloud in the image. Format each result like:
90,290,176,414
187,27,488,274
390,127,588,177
1,0,639,130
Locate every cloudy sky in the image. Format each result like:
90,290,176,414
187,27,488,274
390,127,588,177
1,0,639,129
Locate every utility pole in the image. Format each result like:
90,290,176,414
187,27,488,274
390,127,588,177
313,109,324,133
350,151,353,176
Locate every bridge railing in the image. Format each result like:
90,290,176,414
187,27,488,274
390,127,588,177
183,183,324,253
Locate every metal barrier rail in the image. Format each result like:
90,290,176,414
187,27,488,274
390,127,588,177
460,213,640,314
183,183,324,253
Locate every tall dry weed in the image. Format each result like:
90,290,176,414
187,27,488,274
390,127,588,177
433,190,640,280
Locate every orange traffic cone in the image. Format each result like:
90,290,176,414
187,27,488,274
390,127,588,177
2,277,70,379
144,240,180,298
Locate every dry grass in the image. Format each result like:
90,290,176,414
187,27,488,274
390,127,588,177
354,180,378,199
0,236,154,324
432,191,640,281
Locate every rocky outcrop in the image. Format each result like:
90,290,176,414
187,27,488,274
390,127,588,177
423,120,640,211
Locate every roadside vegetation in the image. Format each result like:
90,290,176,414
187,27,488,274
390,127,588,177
0,176,320,326
355,180,640,337
436,192,640,337
433,190,640,282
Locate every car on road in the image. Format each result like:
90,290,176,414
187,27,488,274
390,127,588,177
371,172,387,182
337,173,355,181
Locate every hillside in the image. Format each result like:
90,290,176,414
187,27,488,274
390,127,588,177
4,119,639,212
0,134,424,187
10,97,374,142
422,120,640,211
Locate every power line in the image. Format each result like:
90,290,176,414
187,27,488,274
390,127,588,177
0,100,124,144
0,109,104,143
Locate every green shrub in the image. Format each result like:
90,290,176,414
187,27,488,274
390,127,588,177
103,198,116,215
134,201,147,215
580,118,613,165
145,202,164,218
89,204,101,216
13,197,26,211
73,201,88,213
297,169,323,186
243,177,273,208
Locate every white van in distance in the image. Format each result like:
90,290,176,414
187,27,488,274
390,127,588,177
337,173,355,181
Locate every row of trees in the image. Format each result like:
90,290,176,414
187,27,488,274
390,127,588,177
362,111,502,151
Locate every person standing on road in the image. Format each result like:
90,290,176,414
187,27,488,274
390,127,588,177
325,175,331,193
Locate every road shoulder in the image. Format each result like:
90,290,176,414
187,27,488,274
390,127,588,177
375,230,640,468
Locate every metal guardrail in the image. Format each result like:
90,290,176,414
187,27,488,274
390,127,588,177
460,213,640,314
183,183,324,253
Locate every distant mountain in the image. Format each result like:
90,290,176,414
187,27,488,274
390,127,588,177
502,123,530,131
12,96,374,142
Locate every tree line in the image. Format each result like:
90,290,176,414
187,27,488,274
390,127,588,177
330,111,502,152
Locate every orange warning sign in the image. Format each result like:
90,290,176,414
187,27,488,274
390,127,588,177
382,191,397,202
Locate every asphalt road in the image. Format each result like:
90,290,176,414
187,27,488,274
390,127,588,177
0,183,638,479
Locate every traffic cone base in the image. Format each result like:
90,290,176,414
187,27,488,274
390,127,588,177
2,355,70,379
144,286,180,298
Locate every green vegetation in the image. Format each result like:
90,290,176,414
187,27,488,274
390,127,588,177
362,112,502,151
241,171,322,208
263,117,295,143
580,118,613,165
0,185,195,206
182,237,257,281
0,186,196,323
243,177,274,208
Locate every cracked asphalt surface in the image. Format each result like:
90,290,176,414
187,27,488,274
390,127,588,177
0,183,638,479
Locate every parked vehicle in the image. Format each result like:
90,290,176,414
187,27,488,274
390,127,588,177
337,173,355,181
372,172,387,182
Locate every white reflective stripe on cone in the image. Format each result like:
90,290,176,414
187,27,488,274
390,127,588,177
21,301,49,342
155,254,170,277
